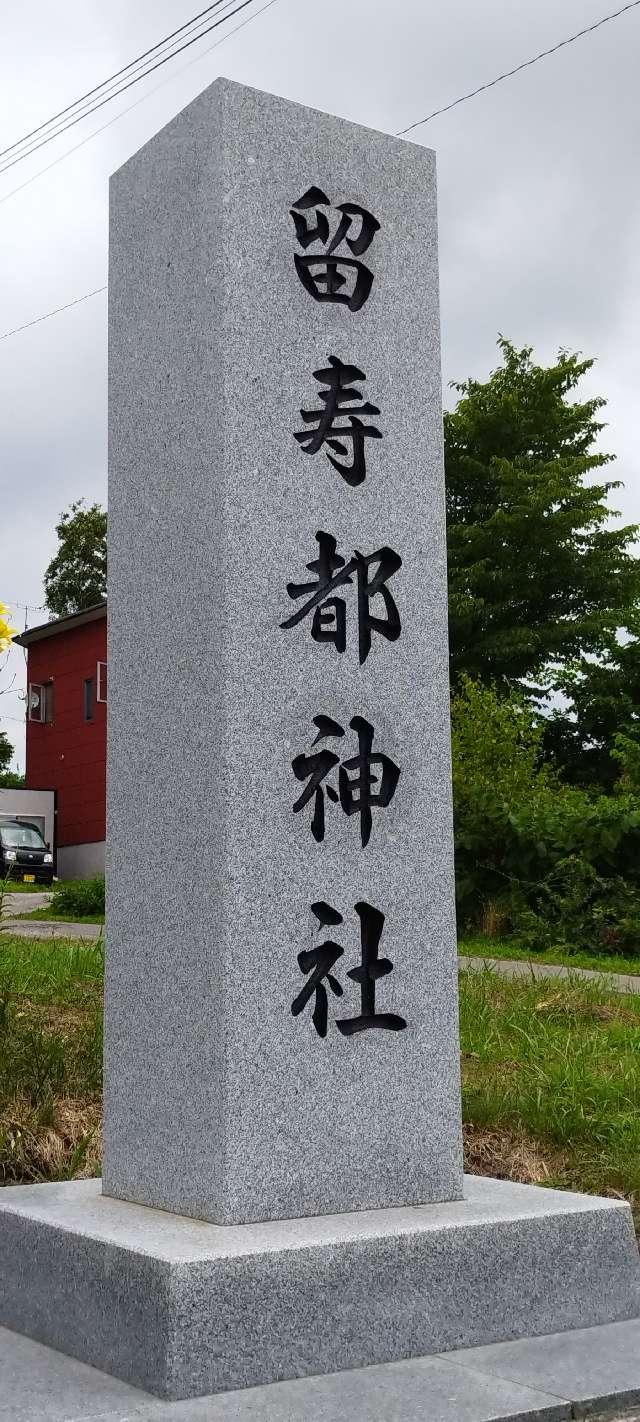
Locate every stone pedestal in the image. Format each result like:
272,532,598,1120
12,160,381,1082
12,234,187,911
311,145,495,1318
1,1176,638,1401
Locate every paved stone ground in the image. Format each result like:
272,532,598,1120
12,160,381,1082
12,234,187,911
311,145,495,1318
459,954,640,996
0,918,102,939
1,890,53,916
0,891,102,939
1,1317,639,1420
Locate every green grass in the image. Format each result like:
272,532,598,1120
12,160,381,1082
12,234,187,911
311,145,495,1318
0,935,103,999
1,935,639,1228
12,908,104,925
1,879,53,894
460,966,640,1224
0,936,103,1183
459,935,640,979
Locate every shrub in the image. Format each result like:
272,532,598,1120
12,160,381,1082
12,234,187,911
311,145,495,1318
452,678,640,955
514,857,640,957
451,677,556,924
51,875,105,918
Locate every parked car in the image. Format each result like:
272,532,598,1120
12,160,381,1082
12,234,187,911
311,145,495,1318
0,819,54,885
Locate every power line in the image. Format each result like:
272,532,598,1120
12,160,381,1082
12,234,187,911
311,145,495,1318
0,0,238,166
397,0,640,135
4,600,47,613
3,0,636,344
0,0,281,208
0,0,257,177
0,0,242,176
0,286,106,342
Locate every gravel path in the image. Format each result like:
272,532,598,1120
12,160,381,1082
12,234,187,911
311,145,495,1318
459,953,640,995
1,891,53,916
0,919,102,940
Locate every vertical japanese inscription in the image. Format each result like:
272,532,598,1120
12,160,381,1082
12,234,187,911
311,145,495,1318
284,184,406,1040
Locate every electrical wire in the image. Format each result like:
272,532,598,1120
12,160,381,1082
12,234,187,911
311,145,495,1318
0,0,257,177
0,0,281,208
0,0,240,165
397,0,640,135
2,0,638,342
0,286,107,342
0,0,242,176
4,601,47,613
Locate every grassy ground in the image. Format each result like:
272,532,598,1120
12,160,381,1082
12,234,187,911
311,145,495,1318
460,935,640,978
12,909,104,925
460,965,640,1231
2,879,53,894
0,936,103,1183
1,937,639,1237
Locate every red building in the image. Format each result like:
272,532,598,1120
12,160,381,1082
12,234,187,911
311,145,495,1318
16,603,107,879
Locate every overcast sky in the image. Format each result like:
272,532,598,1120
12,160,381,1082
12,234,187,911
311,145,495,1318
1,0,640,767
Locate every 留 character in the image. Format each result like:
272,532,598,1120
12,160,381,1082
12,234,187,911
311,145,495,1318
290,186,380,311
294,356,381,487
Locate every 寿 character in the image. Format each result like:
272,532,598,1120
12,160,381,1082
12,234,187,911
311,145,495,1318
291,899,407,1038
337,901,407,1036
280,530,402,664
291,714,400,847
294,356,381,487
291,901,344,1038
290,186,380,311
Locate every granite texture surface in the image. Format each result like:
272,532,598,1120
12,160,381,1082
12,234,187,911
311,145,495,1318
1,1176,638,1401
105,77,462,1224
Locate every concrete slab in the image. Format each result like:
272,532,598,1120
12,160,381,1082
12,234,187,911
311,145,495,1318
0,892,52,917
0,1325,572,1422
0,1326,149,1422
1,1175,638,1400
450,1318,640,1417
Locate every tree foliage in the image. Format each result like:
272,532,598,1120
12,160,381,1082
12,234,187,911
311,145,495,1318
44,501,107,619
445,339,639,691
544,620,640,790
452,678,640,953
0,730,13,778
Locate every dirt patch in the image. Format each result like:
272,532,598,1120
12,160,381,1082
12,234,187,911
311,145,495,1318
531,990,639,1026
0,1096,101,1184
463,1121,569,1186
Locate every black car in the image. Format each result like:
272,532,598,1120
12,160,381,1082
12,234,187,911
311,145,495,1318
0,820,54,885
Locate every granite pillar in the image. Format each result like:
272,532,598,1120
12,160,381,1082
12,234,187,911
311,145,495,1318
103,76,462,1225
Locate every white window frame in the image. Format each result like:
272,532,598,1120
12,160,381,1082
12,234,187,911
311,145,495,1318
28,683,45,722
28,682,53,723
97,661,107,704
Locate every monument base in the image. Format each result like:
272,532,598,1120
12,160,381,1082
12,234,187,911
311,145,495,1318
1,1175,638,1402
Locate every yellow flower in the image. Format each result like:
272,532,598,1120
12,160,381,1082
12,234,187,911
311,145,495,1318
0,601,17,654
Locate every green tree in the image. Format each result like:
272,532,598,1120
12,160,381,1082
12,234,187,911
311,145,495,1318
543,621,640,790
451,676,555,920
0,729,13,779
445,339,639,692
44,501,107,618
0,768,25,788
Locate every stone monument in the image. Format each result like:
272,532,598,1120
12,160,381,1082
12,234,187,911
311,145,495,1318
0,79,638,1403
